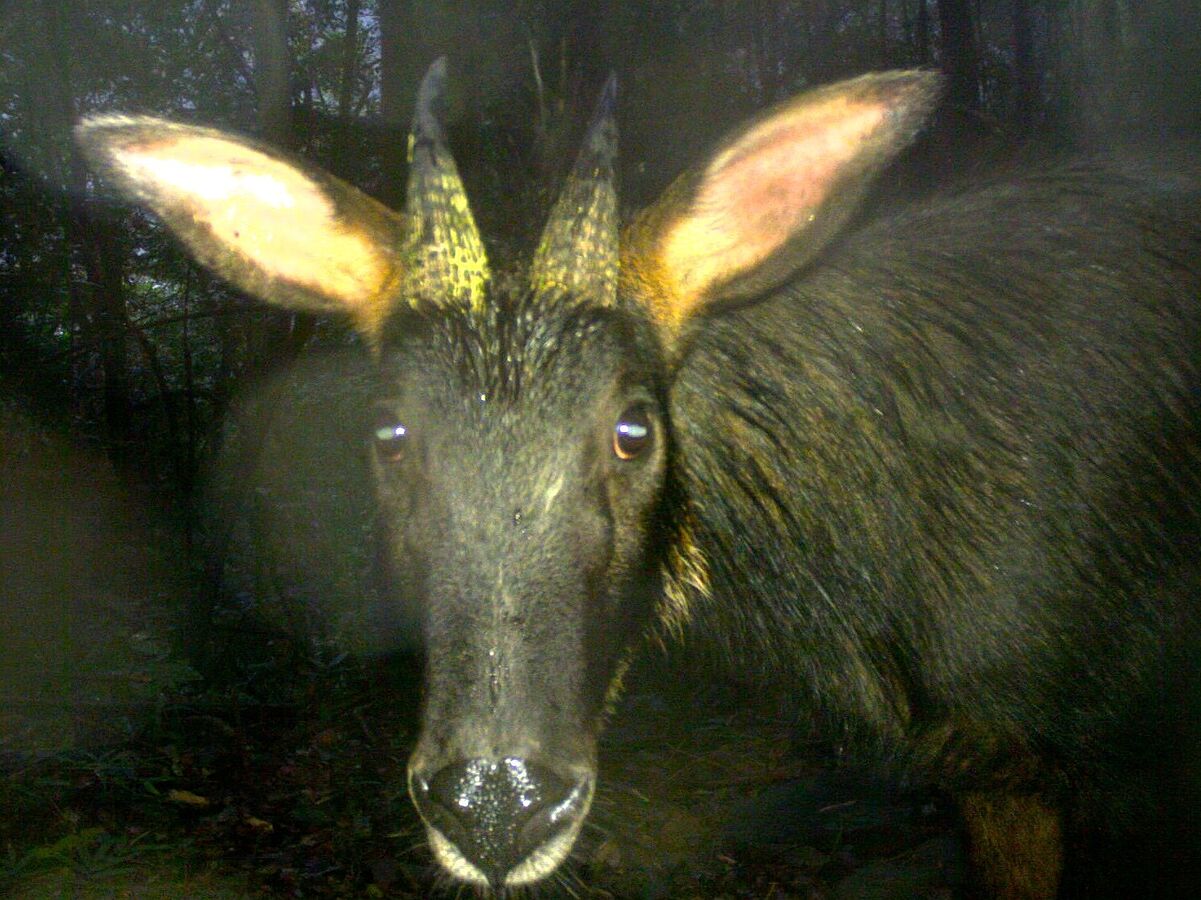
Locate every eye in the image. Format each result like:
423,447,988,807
373,407,409,463
613,404,654,461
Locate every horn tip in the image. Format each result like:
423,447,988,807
424,56,449,84
583,74,618,161
596,73,618,120
415,58,450,140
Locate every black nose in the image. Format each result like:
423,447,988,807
410,757,591,888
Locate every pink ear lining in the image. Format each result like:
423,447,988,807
696,102,888,261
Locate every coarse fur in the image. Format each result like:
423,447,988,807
675,162,1201,747
671,161,1201,893
76,66,1201,896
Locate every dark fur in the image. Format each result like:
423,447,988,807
382,162,1201,892
76,98,1201,894
671,161,1201,891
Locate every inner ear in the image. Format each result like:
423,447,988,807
76,115,407,341
622,70,942,334
672,99,891,286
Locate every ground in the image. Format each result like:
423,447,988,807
1,651,966,898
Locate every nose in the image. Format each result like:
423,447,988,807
409,757,592,888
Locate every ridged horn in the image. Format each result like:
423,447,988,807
400,57,490,311
530,74,619,305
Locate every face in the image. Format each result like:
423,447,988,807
370,292,670,889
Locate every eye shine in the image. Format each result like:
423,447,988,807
374,422,407,442
372,412,408,462
613,406,653,460
78,57,1201,898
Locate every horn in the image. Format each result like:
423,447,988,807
530,74,619,305
400,57,490,311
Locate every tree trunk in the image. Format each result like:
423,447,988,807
1011,0,1037,133
338,0,361,121
379,0,417,207
40,0,135,467
880,0,891,66
92,217,132,465
1061,0,1138,145
193,0,311,672
937,0,979,111
915,0,930,65
252,0,290,146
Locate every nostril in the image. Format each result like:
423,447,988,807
411,757,591,887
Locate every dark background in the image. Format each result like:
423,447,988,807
2,1,1199,896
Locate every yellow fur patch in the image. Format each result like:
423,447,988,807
658,507,712,641
960,791,1064,899
602,651,634,718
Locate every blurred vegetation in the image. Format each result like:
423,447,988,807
2,0,1199,895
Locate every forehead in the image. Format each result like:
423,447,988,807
378,287,658,407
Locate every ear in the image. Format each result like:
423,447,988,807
75,115,406,343
622,70,941,334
